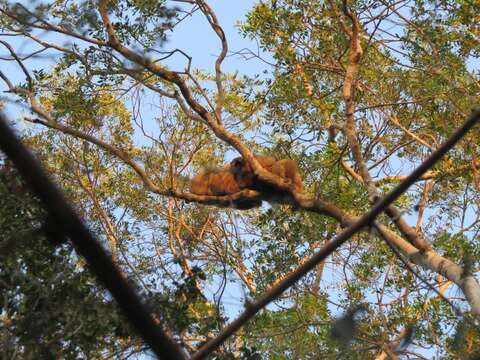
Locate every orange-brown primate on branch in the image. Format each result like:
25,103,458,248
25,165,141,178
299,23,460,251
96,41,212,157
189,166,262,209
230,155,303,201
189,156,303,209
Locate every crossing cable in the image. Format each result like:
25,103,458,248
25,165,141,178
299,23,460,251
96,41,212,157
0,112,188,360
191,107,480,360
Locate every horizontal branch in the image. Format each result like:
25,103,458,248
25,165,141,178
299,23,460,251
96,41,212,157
27,117,163,194
374,159,480,185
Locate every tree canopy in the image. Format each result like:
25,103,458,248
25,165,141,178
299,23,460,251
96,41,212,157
0,0,479,358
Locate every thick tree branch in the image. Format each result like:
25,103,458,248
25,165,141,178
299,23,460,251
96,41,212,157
28,117,269,209
338,4,430,251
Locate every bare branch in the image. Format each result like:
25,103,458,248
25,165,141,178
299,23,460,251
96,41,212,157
376,221,469,323
196,0,228,121
26,116,163,193
1,5,107,46
0,39,32,86
387,115,435,150
0,70,15,90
